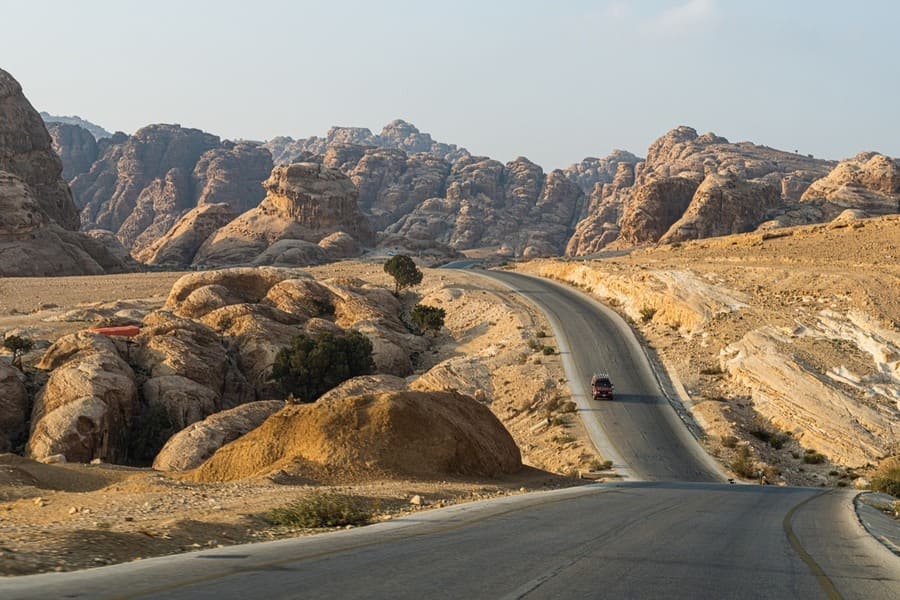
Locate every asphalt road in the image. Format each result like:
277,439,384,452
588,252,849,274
2,269,897,599
469,269,724,482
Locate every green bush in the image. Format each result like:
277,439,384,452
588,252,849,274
870,457,900,497
267,492,371,528
383,255,423,296
721,435,738,449
272,330,375,403
588,459,614,471
803,449,825,464
3,334,34,368
410,304,445,333
541,345,555,355
639,307,657,323
731,446,756,478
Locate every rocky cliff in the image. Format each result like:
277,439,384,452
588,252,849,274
47,122,99,181
800,152,900,217
0,68,131,276
263,119,469,165
567,126,836,254
193,163,374,267
71,125,272,259
40,111,112,140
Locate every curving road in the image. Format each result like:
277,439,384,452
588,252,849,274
2,269,897,599
467,268,723,482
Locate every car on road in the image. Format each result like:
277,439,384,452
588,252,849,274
591,374,614,400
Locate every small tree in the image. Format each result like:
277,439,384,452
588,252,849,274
383,255,423,296
272,330,375,403
3,334,34,369
411,304,446,333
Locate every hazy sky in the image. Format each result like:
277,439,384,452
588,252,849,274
3,0,898,169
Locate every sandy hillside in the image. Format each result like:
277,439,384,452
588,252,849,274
0,262,606,575
522,214,900,486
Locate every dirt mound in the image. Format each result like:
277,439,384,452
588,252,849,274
189,391,521,483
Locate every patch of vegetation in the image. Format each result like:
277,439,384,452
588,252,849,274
383,255,423,296
721,435,738,449
700,366,724,376
267,492,372,528
870,457,900,498
535,329,548,338
802,449,825,464
128,403,176,465
3,334,34,369
541,345,555,355
639,306,657,323
558,401,577,414
551,434,576,445
272,330,375,403
747,417,789,449
410,304,446,333
588,459,614,471
730,446,756,478
527,338,542,351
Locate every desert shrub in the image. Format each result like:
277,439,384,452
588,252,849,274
541,345,555,355
267,492,371,528
803,449,825,464
731,446,756,478
559,401,577,414
551,434,575,445
3,334,34,368
721,435,738,449
383,255,423,296
272,330,375,403
410,304,445,333
589,459,614,471
700,366,723,376
128,403,175,465
639,306,657,323
535,329,548,338
870,457,900,497
527,338,542,351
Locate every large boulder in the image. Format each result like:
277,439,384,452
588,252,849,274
153,400,284,471
189,391,522,482
27,332,137,463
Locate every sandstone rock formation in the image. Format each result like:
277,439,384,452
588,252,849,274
800,152,900,217
40,111,112,140
193,163,374,267
563,150,642,195
47,123,99,181
385,156,586,256
152,400,284,471
263,119,469,166
135,202,237,266
567,126,835,254
189,391,521,482
27,332,138,463
72,125,272,259
1,72,83,232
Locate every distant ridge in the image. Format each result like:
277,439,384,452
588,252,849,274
40,111,112,140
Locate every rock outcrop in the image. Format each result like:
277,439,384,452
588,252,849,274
47,123,99,181
800,152,900,218
152,400,284,471
263,119,469,166
193,163,374,267
189,391,522,482
27,332,138,463
72,125,272,259
135,202,237,266
40,112,112,140
567,126,835,254
0,171,129,276
0,68,81,231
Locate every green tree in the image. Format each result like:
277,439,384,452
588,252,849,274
272,330,375,403
383,255,423,296
3,334,34,369
410,304,445,333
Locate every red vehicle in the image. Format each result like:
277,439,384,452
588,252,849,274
591,374,614,400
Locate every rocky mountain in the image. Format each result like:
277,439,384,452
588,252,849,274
192,162,374,267
0,68,132,276
800,151,900,217
264,119,469,165
40,111,112,140
47,122,99,180
71,125,273,257
563,150,642,195
567,126,837,254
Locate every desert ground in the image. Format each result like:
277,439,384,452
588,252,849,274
0,263,603,575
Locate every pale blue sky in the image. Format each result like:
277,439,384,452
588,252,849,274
2,0,898,168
